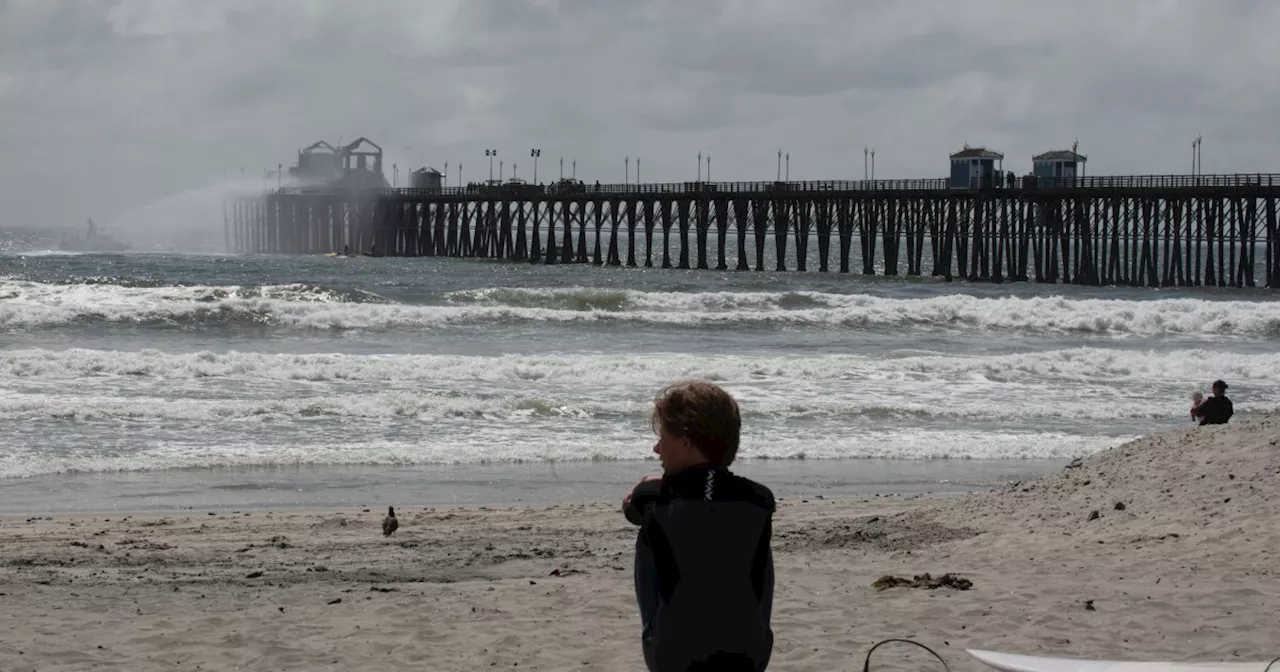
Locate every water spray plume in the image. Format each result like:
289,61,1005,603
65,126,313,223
103,178,281,254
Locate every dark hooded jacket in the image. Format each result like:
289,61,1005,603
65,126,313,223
1196,394,1233,425
624,465,776,672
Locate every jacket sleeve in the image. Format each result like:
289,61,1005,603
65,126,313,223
623,478,663,526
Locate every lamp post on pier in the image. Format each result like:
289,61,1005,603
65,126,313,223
697,151,702,182
625,156,630,185
485,149,496,181
777,149,782,181
531,149,541,184
1193,134,1203,178
707,154,712,182
444,162,448,188
785,153,790,181
636,157,641,185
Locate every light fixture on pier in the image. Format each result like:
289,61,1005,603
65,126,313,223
1192,135,1203,177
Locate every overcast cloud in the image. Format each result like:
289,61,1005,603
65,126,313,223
2,0,1278,230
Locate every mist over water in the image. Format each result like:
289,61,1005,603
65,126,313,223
102,180,271,253
0,180,276,255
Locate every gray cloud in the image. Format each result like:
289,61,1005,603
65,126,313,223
1,0,1277,232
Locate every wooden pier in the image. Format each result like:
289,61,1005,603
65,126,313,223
224,174,1280,288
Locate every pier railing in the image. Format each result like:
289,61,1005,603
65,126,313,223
276,178,951,198
272,173,1280,199
1032,173,1280,189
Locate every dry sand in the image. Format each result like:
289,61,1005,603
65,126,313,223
2,413,1278,671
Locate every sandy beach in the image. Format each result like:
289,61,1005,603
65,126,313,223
3,413,1278,671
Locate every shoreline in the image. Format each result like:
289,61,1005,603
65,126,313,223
0,456,1065,516
0,494,949,530
2,414,1278,671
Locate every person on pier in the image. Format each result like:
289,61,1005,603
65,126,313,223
1193,379,1234,425
622,380,775,672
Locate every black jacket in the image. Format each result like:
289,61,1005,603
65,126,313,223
1197,395,1234,425
624,465,776,672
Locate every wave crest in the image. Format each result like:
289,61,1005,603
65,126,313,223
4,280,1280,337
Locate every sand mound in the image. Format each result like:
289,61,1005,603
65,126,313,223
922,412,1280,544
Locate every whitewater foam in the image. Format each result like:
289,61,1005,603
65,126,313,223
6,267,1279,482
0,427,1122,479
3,346,1278,388
3,344,1278,479
4,280,1280,337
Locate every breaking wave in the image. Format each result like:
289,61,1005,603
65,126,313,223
0,429,1122,479
3,346,1279,387
4,280,1280,337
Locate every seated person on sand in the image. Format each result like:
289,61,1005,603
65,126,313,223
621,380,775,672
1193,379,1234,426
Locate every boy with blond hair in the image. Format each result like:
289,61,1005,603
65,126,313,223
622,380,775,671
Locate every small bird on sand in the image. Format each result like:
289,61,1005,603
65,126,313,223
382,506,399,537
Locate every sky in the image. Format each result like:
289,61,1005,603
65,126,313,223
2,0,1278,231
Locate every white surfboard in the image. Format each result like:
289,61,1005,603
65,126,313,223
968,649,1275,672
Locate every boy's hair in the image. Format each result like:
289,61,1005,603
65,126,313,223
1212,379,1228,392
651,379,742,468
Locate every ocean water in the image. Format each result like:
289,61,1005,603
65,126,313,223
3,245,1279,513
